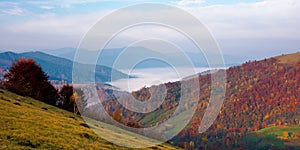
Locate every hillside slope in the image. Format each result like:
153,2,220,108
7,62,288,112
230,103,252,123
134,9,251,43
276,52,300,65
0,51,128,82
0,89,175,149
92,52,300,149
243,125,300,149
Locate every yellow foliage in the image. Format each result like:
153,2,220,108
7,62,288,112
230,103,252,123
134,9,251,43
189,141,194,149
201,136,208,143
283,131,289,138
263,114,270,120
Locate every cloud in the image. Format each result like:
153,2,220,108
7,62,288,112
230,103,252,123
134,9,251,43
5,10,110,34
176,0,205,6
172,0,300,57
1,6,24,15
0,0,299,58
0,1,18,6
181,0,300,39
0,2,25,16
0,10,112,50
40,5,55,10
27,0,139,8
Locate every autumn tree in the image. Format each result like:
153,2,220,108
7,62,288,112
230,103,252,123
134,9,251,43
4,58,58,105
189,141,195,150
283,131,289,138
59,84,74,111
112,108,123,123
72,88,87,115
59,84,86,114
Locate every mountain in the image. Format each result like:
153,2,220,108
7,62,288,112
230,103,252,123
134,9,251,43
41,47,244,68
0,51,129,83
0,89,176,149
87,52,300,149
40,47,77,61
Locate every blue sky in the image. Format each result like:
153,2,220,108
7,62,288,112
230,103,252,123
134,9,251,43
0,0,262,18
0,0,299,59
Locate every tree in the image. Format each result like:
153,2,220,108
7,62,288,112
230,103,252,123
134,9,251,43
189,141,195,150
112,108,123,123
283,131,289,138
59,84,86,114
72,88,87,115
59,84,73,110
4,58,58,105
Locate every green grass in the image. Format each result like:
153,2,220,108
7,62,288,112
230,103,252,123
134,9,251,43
139,107,196,139
139,108,175,126
0,89,176,150
244,126,300,149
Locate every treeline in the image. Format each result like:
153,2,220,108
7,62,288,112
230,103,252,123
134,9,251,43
0,58,86,114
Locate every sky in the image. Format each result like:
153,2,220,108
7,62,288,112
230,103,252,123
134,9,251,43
0,0,299,59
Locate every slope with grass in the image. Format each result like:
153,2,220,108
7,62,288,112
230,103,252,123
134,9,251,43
0,89,175,149
276,52,300,65
243,125,300,149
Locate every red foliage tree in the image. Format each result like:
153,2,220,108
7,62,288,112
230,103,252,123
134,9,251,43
4,58,58,105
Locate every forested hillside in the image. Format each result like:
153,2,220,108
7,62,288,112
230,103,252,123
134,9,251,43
171,52,300,149
89,52,300,149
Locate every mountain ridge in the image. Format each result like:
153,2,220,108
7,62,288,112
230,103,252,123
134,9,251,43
0,51,129,83
40,47,244,68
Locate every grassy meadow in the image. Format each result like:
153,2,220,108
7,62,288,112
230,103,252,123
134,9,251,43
244,125,300,149
0,89,176,150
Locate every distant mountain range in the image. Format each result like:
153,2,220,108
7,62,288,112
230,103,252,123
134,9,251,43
40,47,244,68
0,46,243,85
0,51,129,83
